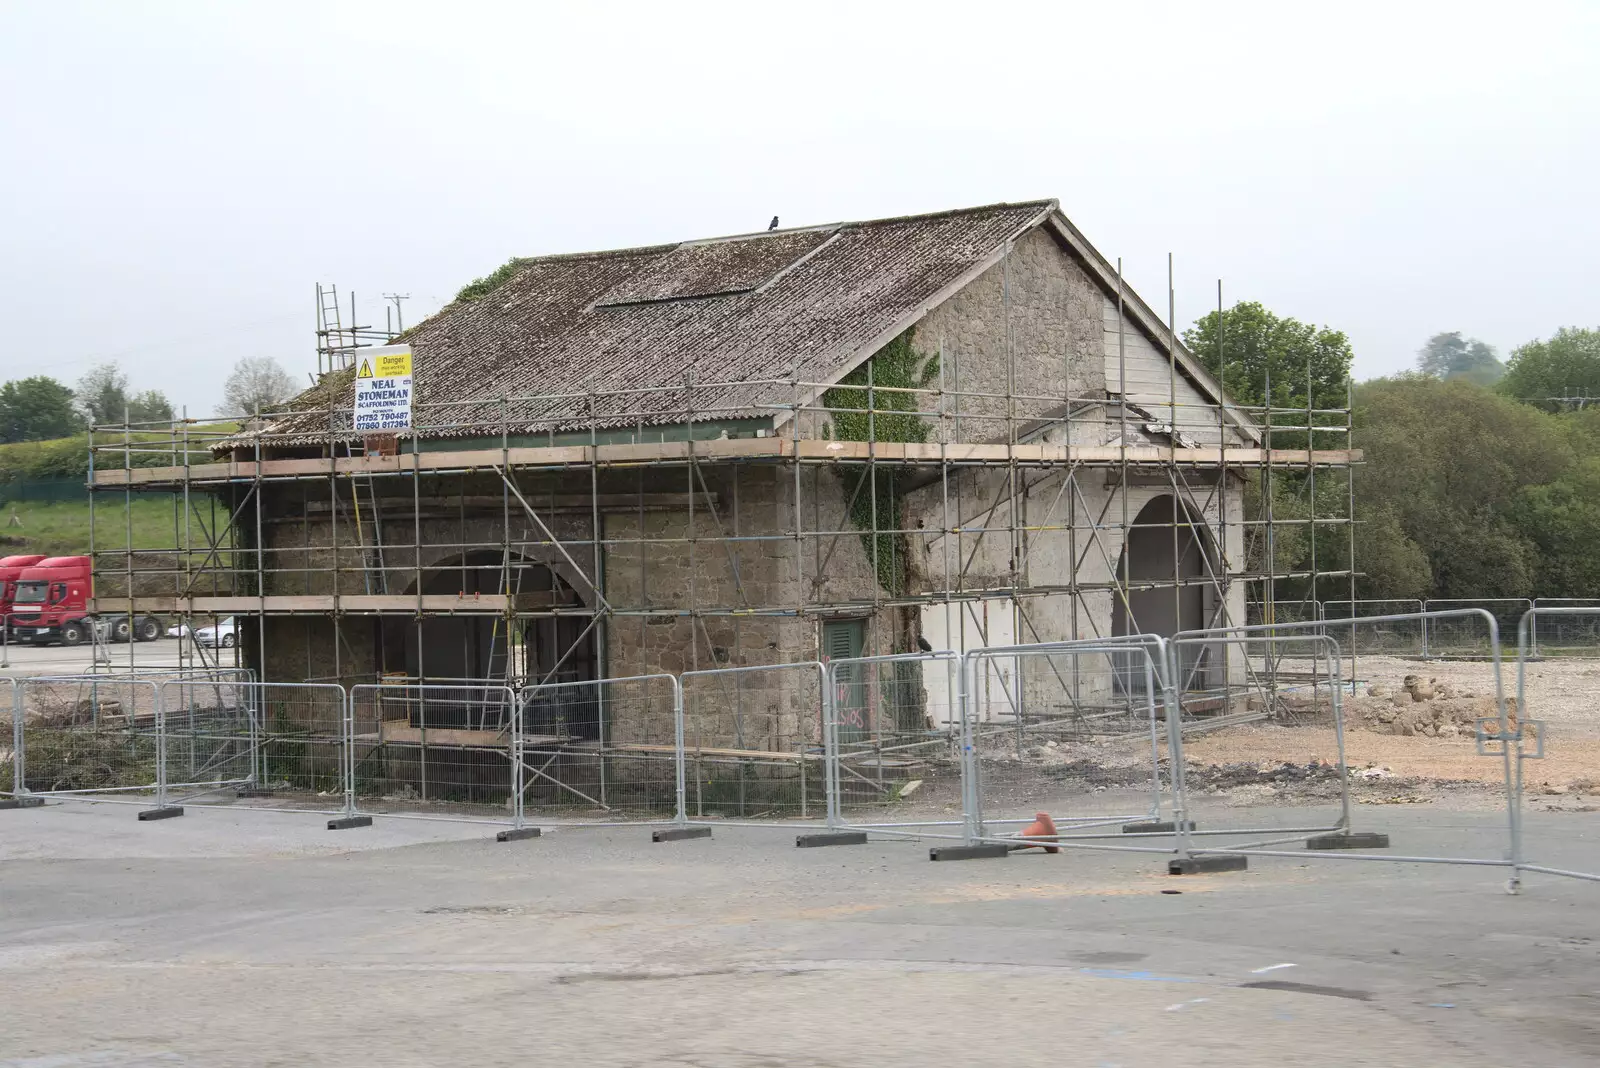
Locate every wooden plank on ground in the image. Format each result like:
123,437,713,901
378,722,510,748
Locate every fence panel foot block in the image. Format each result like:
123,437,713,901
137,807,184,821
653,826,712,843
496,827,543,843
327,816,373,831
0,797,45,810
1122,820,1196,834
1307,832,1391,850
1168,855,1247,875
929,844,1009,861
796,832,868,848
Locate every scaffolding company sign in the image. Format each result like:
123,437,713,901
353,345,413,431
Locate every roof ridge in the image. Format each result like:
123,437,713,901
507,243,680,265
677,198,1058,247
502,199,1059,266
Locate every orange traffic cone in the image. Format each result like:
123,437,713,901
1012,811,1060,854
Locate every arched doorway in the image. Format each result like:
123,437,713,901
1112,495,1221,690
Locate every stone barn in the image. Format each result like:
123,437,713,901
90,199,1353,808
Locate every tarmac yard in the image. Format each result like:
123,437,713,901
2,799,1599,1067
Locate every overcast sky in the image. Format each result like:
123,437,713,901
3,1,1597,415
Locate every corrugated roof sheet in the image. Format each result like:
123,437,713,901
260,200,1057,443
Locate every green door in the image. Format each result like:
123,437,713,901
823,619,868,743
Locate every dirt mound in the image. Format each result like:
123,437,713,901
1346,678,1528,740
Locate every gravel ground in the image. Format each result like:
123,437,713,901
1180,723,1600,806
1151,654,1600,807
1349,654,1600,732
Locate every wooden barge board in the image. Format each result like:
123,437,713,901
91,439,1362,487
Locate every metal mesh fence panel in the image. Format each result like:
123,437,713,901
518,673,681,818
1322,599,1425,658
1169,633,1355,847
1245,601,1323,628
962,641,1167,846
1167,617,1521,877
1230,612,1349,726
14,676,163,799
157,680,347,803
1510,607,1600,886
155,676,253,795
349,683,518,822
4,679,17,796
823,652,960,825
1239,603,1333,714
1422,599,1531,658
680,662,827,822
1527,600,1600,658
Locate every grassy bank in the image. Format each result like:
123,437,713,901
0,422,238,483
0,425,238,557
0,498,190,556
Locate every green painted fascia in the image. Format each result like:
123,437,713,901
413,418,774,452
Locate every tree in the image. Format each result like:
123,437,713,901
221,356,299,416
1351,504,1432,600
0,376,84,443
1416,331,1504,385
1181,302,1356,601
126,389,174,424
1512,457,1600,597
1353,377,1571,598
1498,327,1600,409
1183,301,1354,420
75,362,128,426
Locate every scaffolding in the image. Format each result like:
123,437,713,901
83,237,1360,815
86,348,1357,711
315,283,398,376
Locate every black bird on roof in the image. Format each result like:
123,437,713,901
768,215,779,231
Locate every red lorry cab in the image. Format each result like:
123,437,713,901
10,556,94,643
9,556,165,645
0,554,46,619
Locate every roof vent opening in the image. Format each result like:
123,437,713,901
594,228,835,308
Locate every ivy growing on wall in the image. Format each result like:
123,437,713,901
821,330,940,595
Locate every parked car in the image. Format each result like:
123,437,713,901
167,622,192,639
193,617,237,648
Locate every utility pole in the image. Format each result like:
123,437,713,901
383,293,411,339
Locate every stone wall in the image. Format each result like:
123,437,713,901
903,464,1249,719
258,613,380,690
602,465,820,751
916,226,1107,444
257,475,596,599
791,227,1108,444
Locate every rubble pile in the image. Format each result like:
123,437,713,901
1347,675,1529,739
1180,759,1347,794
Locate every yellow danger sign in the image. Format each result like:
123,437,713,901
374,350,413,377
352,343,415,431
356,345,412,379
